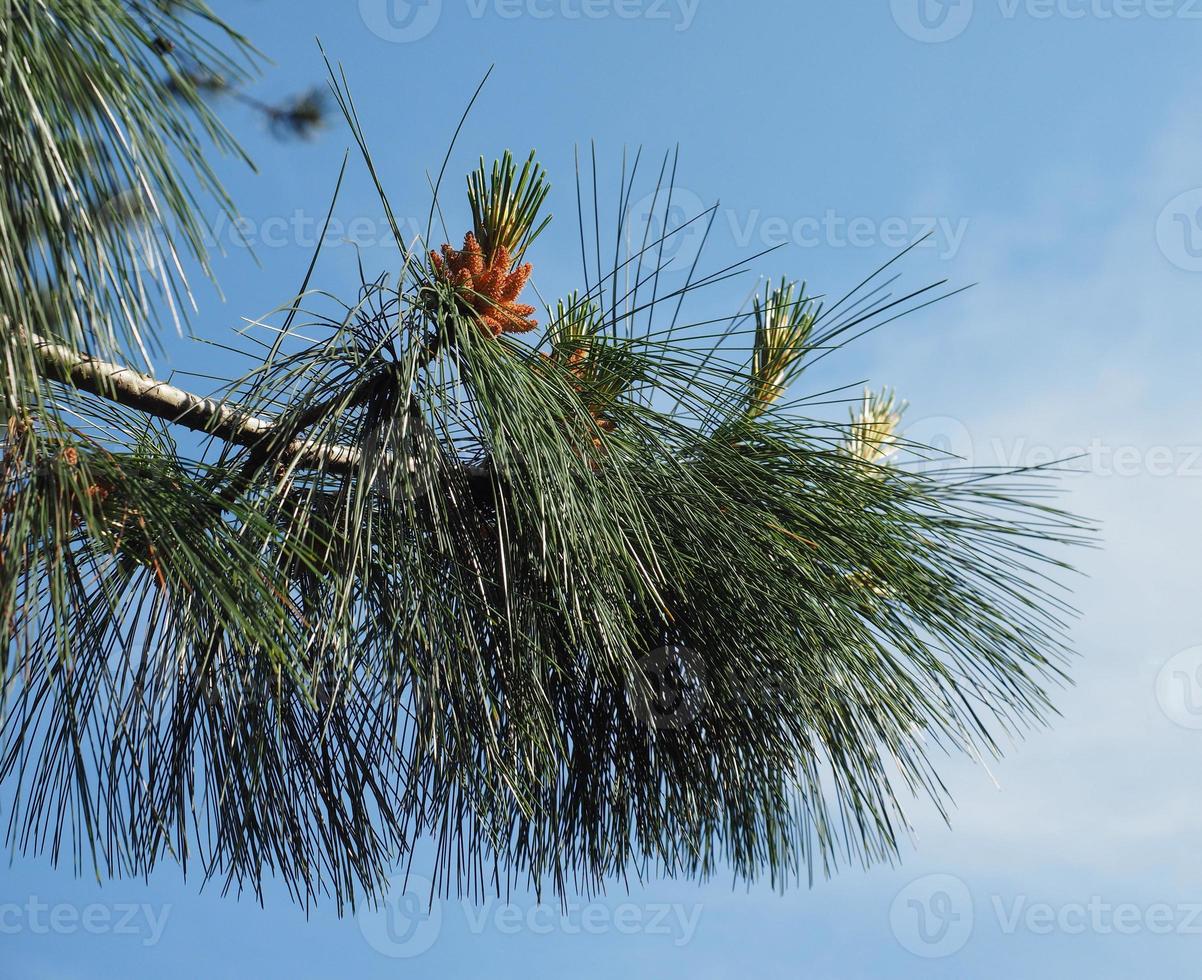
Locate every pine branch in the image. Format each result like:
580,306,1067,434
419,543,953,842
22,329,482,480
0,14,1089,906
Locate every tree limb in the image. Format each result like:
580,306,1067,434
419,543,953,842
24,331,479,479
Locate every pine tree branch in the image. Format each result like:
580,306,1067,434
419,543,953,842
22,330,480,480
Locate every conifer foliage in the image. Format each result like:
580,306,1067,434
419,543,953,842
0,2,1086,909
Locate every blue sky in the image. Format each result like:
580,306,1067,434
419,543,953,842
5,1,1202,977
